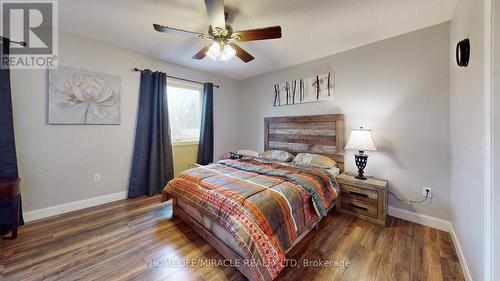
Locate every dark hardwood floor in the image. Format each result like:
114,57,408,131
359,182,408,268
0,196,464,281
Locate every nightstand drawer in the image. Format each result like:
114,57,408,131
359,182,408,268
337,172,388,226
340,184,378,204
341,197,378,218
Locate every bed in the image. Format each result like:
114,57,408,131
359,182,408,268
162,114,345,281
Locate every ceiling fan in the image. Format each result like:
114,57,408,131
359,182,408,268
153,0,282,63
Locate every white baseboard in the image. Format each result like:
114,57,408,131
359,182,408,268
388,206,472,281
23,191,128,222
450,226,474,281
388,206,452,232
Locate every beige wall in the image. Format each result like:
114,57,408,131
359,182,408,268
449,0,486,280
11,32,240,211
237,23,452,220
172,142,199,177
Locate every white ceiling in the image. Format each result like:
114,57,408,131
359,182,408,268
59,0,457,80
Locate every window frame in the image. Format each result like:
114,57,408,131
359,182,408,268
166,78,204,144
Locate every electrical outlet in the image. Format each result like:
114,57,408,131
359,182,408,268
93,173,102,183
423,186,432,198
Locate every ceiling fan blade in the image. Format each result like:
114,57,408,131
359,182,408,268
234,26,282,41
204,0,226,30
230,43,254,63
192,45,211,60
153,24,205,38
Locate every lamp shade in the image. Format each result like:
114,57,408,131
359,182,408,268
345,128,377,151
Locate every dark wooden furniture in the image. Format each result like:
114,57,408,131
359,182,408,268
0,177,20,239
337,172,388,226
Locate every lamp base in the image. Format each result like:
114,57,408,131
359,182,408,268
354,152,368,180
355,174,367,180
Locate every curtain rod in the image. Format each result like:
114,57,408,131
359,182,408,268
133,68,220,88
0,36,27,46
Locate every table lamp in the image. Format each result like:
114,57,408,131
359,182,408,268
345,127,377,180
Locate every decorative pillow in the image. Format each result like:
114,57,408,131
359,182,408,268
293,153,337,169
324,166,341,178
261,150,295,162
237,149,260,158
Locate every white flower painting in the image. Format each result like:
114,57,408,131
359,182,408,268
48,67,121,124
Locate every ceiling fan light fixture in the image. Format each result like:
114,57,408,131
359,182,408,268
206,41,221,60
220,44,236,61
154,0,280,63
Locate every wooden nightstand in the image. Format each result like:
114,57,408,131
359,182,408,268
336,172,388,226
0,178,21,239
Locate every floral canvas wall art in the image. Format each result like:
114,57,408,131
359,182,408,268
273,72,334,106
48,67,121,124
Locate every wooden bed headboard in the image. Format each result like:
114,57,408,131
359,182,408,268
264,114,345,164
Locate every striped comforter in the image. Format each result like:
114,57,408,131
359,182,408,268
163,157,338,280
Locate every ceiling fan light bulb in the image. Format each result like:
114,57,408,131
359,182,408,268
220,44,236,61
206,42,221,60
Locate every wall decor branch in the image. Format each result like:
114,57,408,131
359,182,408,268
273,72,335,107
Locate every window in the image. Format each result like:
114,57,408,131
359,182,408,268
167,81,203,142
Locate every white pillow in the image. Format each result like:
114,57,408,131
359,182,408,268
324,167,340,178
261,150,295,162
293,153,337,169
237,149,260,158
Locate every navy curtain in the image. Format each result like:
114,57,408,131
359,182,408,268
128,70,174,198
0,38,24,226
197,83,214,165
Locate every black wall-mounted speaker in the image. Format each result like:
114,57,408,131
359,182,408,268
456,38,470,67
